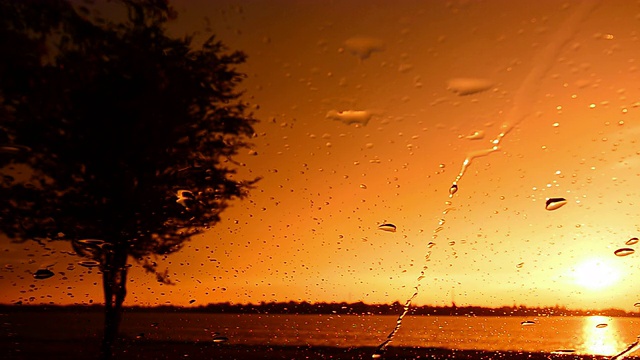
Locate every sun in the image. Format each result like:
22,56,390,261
572,258,622,290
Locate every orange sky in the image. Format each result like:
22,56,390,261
3,0,640,310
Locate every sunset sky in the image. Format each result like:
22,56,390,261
3,0,640,311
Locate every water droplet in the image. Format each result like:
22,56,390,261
614,248,635,257
77,239,106,249
343,36,385,60
378,223,397,232
449,184,458,197
465,130,485,140
372,353,382,359
516,262,524,269
634,302,640,307
596,323,608,328
360,184,367,189
545,197,567,211
446,78,493,96
552,349,576,355
78,260,101,268
427,242,435,248
176,189,195,209
0,144,31,154
626,237,639,246
521,320,536,326
33,269,54,280
212,336,229,343
326,109,373,126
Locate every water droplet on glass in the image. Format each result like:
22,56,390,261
0,144,31,154
378,223,397,232
176,189,195,209
516,262,524,269
596,323,608,328
326,109,373,126
521,320,536,326
78,260,101,268
212,336,229,343
552,349,576,355
634,302,640,307
545,197,567,211
360,184,367,189
446,78,493,96
33,269,54,280
626,237,639,246
427,242,435,248
449,184,458,197
372,353,382,359
343,36,385,60
465,130,485,140
614,248,635,257
77,239,106,249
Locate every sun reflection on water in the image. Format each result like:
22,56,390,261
581,316,619,356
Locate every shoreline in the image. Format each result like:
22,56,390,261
3,340,637,360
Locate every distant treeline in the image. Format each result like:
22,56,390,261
2,301,639,317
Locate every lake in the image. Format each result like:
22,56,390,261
3,311,640,357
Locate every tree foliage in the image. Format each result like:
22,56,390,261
1,0,256,264
0,0,257,357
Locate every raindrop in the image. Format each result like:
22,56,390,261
427,242,435,248
446,78,493,96
521,320,536,326
626,237,639,246
634,303,640,307
77,239,105,248
545,197,567,211
516,262,524,269
78,260,101,268
343,36,385,60
552,349,576,355
0,144,31,154
449,184,458,197
465,130,485,140
360,184,367,189
614,248,635,257
596,323,608,329
33,269,54,280
378,223,397,232
326,110,373,126
176,190,195,208
212,336,229,343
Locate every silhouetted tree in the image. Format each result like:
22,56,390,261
0,0,257,358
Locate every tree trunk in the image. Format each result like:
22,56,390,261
99,248,128,360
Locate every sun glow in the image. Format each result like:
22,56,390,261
572,258,622,290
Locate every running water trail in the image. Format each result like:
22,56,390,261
610,337,640,360
372,1,600,358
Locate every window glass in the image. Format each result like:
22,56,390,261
3,1,640,359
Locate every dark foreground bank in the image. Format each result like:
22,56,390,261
3,339,638,360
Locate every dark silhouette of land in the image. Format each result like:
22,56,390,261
2,301,638,317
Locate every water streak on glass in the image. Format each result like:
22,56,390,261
610,336,640,360
371,287,419,358
374,1,603,357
